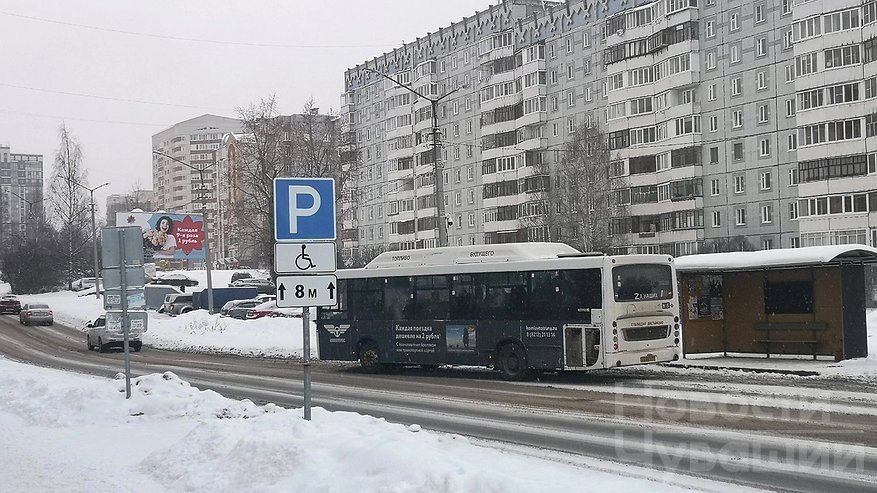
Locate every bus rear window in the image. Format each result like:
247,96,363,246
613,265,673,302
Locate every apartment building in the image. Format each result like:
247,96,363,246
0,145,44,240
791,0,877,248
342,0,877,258
105,190,158,226
151,114,242,258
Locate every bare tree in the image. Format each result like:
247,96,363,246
230,96,342,271
46,124,92,287
526,123,626,253
703,236,754,253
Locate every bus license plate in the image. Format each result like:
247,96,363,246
640,353,657,363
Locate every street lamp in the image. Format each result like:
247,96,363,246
7,190,46,239
365,67,464,248
152,149,217,314
70,179,110,300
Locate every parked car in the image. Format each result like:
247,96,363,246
229,272,253,284
151,273,199,289
19,303,53,326
85,314,142,353
71,277,99,291
254,294,276,303
246,300,278,319
270,307,302,318
159,293,194,315
231,278,275,294
0,295,21,315
220,299,262,319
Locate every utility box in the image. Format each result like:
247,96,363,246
192,287,259,310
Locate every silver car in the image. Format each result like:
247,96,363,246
85,314,143,353
19,303,54,326
159,293,193,315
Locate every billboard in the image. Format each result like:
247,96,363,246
116,212,206,260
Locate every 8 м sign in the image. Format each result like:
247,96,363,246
275,275,338,307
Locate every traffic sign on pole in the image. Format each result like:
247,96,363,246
274,178,336,241
275,275,338,307
275,242,337,274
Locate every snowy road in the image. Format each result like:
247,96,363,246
1,314,876,492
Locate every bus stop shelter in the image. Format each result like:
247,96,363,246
675,245,877,361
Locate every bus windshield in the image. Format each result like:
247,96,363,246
612,264,673,302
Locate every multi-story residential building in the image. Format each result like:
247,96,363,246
341,0,877,259
0,145,44,240
105,190,158,226
216,111,341,268
792,0,877,248
151,114,242,259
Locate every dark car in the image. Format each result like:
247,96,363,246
229,272,253,284
220,299,262,319
230,278,275,294
151,273,199,289
0,295,22,314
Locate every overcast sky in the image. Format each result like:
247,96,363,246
0,0,495,209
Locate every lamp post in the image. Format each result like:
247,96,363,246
365,67,463,248
70,180,110,299
7,190,46,240
152,149,216,314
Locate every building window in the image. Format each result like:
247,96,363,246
760,171,772,190
734,174,746,194
755,4,765,23
735,208,746,226
733,142,744,160
708,84,716,101
710,178,720,196
756,37,767,57
731,77,742,96
761,205,773,224
757,71,767,90
730,12,740,31
760,138,771,157
762,238,774,250
705,19,715,38
732,110,743,128
758,104,769,123
788,132,798,150
731,45,741,64
710,146,719,164
712,210,721,227
788,168,798,186
709,116,718,132
789,202,799,220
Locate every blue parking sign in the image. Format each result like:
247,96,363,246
274,178,336,241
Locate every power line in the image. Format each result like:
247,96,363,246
0,108,174,127
0,10,396,49
0,82,225,111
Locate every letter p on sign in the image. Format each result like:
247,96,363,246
274,178,336,241
287,186,321,234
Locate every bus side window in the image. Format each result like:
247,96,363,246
558,269,602,322
321,279,348,320
383,276,412,321
528,271,560,320
349,278,383,320
414,275,449,320
480,272,526,320
450,274,477,319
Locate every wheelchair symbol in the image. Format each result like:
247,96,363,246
295,244,316,271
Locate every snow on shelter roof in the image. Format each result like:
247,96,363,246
364,242,584,269
674,244,877,272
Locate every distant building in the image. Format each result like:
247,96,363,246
105,190,158,226
0,145,44,240
151,114,243,259
341,0,877,257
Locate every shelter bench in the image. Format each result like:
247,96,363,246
753,322,825,360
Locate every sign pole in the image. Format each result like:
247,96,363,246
302,306,312,420
118,228,132,399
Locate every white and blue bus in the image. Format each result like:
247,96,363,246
317,243,680,379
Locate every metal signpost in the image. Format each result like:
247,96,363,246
101,226,148,399
274,177,337,421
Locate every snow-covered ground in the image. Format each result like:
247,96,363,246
0,271,875,492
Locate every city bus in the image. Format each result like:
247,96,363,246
317,242,680,379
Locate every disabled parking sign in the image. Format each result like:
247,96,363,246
274,178,336,241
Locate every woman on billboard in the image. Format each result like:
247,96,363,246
144,215,177,258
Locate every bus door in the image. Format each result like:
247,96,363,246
563,324,602,368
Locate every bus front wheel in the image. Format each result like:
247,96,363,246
497,343,529,381
359,341,382,372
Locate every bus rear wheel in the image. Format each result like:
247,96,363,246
497,343,529,381
359,341,382,373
